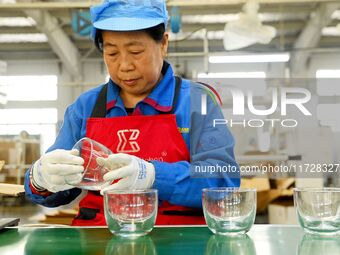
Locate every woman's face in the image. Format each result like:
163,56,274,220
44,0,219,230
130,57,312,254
102,30,168,98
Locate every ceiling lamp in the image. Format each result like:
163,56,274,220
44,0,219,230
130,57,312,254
223,0,276,51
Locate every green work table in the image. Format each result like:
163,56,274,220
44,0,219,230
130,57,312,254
0,225,339,255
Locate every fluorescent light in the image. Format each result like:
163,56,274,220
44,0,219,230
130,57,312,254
0,17,36,27
181,13,308,24
182,14,239,24
332,10,340,19
197,72,266,78
209,53,290,63
0,33,47,43
170,30,224,41
316,69,340,78
0,0,16,3
322,26,340,36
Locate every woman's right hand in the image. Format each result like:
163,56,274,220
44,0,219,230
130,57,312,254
31,149,84,193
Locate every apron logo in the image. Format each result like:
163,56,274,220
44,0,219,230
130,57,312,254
117,129,140,153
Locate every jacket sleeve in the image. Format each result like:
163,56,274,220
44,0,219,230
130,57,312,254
24,170,82,207
152,84,240,208
24,104,83,207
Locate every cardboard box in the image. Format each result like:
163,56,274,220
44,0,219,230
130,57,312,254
0,183,25,196
9,148,20,164
241,177,271,192
39,209,77,225
0,141,16,164
24,143,40,164
0,140,40,165
241,177,295,213
3,176,22,184
269,198,297,225
241,178,271,212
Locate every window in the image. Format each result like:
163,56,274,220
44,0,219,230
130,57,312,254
0,34,47,43
0,108,57,124
0,75,57,101
0,108,57,152
316,69,340,78
0,75,59,152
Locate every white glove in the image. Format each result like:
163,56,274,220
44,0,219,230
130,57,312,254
31,149,84,193
98,153,155,195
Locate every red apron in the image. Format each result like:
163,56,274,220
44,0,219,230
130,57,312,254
72,77,205,226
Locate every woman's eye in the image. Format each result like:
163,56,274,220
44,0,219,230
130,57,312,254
131,51,142,55
108,52,117,56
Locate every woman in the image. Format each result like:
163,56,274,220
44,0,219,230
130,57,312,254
25,0,240,225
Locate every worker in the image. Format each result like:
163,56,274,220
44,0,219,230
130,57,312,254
24,0,240,226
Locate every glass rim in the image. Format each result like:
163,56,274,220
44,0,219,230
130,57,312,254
71,137,113,172
293,187,340,192
202,187,256,192
73,137,113,152
102,189,158,195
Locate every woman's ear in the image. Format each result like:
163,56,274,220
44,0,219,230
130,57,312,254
160,32,169,58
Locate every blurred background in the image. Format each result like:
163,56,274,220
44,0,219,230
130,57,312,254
0,0,339,225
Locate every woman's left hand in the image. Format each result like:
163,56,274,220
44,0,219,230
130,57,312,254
98,153,155,195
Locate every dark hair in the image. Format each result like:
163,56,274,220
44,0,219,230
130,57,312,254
95,23,165,52
144,23,165,42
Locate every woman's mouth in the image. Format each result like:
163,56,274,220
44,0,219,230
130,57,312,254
122,79,139,86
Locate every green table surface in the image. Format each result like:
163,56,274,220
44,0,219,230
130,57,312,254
0,225,339,255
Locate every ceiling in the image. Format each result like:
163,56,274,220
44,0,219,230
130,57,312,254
0,0,339,77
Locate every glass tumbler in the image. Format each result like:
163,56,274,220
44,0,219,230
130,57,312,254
104,189,158,237
202,188,256,235
65,137,112,190
293,188,340,235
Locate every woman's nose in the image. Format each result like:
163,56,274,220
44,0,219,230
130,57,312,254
119,54,135,72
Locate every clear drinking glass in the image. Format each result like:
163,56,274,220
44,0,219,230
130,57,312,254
65,137,112,190
202,188,256,235
104,189,158,237
293,188,340,235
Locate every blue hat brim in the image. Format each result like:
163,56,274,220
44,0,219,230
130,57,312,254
93,17,165,31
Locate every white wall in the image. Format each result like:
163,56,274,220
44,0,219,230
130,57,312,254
5,60,108,120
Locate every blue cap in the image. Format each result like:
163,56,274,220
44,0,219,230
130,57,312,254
90,0,168,40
